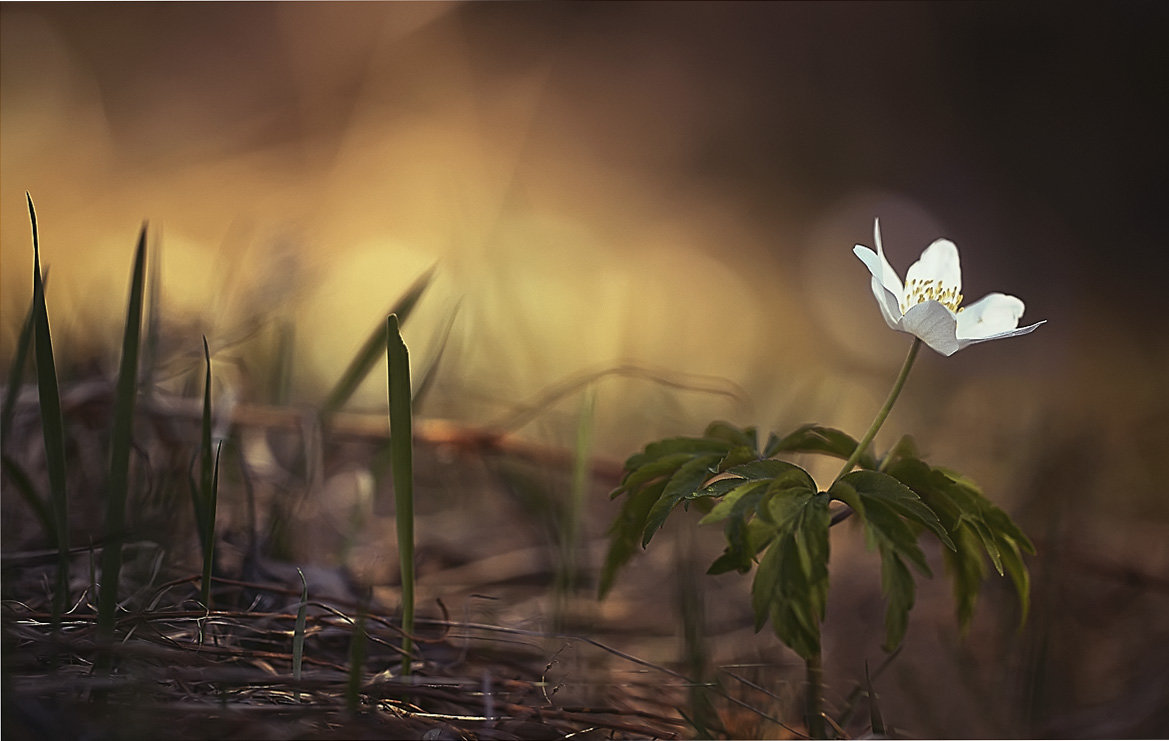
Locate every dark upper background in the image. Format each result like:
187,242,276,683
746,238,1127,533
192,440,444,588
4,2,1166,369
3,1,1166,498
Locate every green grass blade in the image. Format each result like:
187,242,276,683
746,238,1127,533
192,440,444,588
409,300,460,413
27,193,69,626
866,661,887,737
187,461,207,548
555,388,595,622
201,441,221,612
271,320,295,405
293,568,308,681
140,235,162,391
346,596,369,712
321,267,434,418
1,294,36,446
1,454,56,546
386,313,415,676
198,337,216,609
98,224,147,642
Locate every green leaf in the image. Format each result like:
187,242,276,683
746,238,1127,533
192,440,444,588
965,514,1004,575
832,471,945,651
698,460,815,510
883,434,920,464
882,455,1033,630
599,479,666,597
641,453,722,546
998,537,1031,624
751,526,785,631
929,477,1004,574
827,479,865,519
708,517,775,575
881,456,960,526
773,424,876,468
878,550,915,651
944,524,988,629
749,490,830,660
717,445,759,472
707,550,740,576
762,431,783,458
701,462,817,581
707,481,774,575
694,475,755,500
699,479,770,525
778,509,831,657
840,470,955,551
764,478,821,529
613,452,697,499
724,458,816,484
704,475,797,576
603,422,745,594
834,477,929,575
980,496,1036,555
689,496,716,515
703,421,758,449
897,462,1003,571
624,435,731,472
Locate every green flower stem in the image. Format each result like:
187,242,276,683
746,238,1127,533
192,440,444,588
833,337,922,487
806,650,826,739
808,338,922,734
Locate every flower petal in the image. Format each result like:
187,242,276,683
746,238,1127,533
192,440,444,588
853,245,904,330
853,220,906,330
953,293,1045,349
956,321,1046,350
899,300,962,356
872,218,904,298
956,292,1025,338
904,239,962,307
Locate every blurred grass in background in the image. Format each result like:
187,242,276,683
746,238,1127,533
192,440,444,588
2,3,1167,737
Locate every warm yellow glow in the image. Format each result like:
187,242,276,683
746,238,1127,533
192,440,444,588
0,4,944,454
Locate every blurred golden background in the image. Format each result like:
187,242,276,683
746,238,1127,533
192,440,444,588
3,3,1168,737
4,4,1166,445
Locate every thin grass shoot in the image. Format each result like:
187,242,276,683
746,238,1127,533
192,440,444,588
98,224,147,644
386,313,415,676
27,193,70,627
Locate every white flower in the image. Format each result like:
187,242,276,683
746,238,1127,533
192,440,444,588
853,219,1045,356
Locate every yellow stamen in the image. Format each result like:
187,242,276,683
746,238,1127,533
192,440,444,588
901,278,963,313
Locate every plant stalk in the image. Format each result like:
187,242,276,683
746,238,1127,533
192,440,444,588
198,338,217,610
815,338,923,731
833,338,922,487
806,650,827,738
386,314,415,676
28,194,69,628
98,226,147,646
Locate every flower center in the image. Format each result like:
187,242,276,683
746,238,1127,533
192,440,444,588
901,278,963,313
